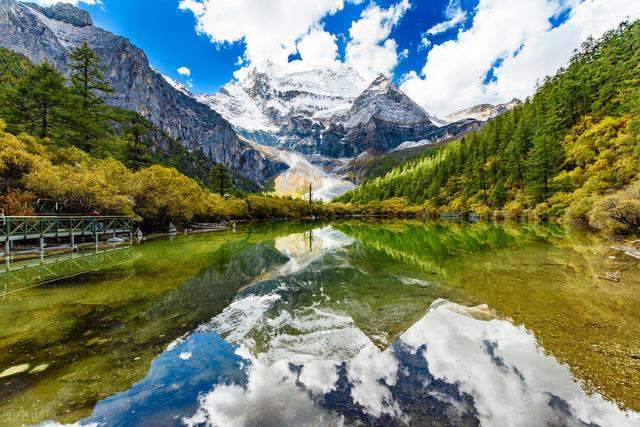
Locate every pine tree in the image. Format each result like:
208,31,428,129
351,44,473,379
526,111,564,200
506,108,531,189
68,43,112,150
125,113,151,169
213,163,230,195
5,63,67,139
69,43,111,110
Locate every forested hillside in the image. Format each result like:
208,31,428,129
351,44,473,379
338,21,640,236
0,46,255,190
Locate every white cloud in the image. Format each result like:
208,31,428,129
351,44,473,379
399,300,639,427
487,0,640,105
296,26,339,66
401,0,640,117
419,36,432,50
347,343,402,418
179,0,347,67
180,0,412,83
185,358,340,426
345,0,412,80
177,66,191,76
426,0,467,35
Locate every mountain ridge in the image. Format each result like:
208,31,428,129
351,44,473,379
443,99,522,124
200,66,483,159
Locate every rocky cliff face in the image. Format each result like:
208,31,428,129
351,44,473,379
343,75,432,128
0,0,284,185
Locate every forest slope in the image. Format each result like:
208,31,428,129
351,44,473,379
338,21,640,236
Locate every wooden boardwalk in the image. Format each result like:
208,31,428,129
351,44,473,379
1,216,134,259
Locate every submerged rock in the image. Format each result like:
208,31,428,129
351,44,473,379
29,363,50,374
0,363,30,378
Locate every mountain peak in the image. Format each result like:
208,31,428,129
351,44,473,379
345,74,432,128
0,0,284,185
26,1,93,27
372,73,390,84
366,74,393,92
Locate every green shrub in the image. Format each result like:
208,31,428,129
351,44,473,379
505,201,524,220
533,203,550,222
564,195,596,228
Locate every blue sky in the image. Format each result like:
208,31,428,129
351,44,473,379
81,0,243,93
78,0,475,94
69,0,639,115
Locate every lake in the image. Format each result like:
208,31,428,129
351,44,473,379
1,220,639,426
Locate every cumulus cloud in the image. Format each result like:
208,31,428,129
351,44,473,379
419,36,432,51
399,300,639,427
347,343,402,418
296,26,339,66
180,0,412,82
345,0,412,80
179,0,346,67
177,66,191,76
185,359,338,426
401,0,640,117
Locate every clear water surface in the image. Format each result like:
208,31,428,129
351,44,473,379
0,220,639,426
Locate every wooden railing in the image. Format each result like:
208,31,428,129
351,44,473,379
1,216,134,258
1,216,133,240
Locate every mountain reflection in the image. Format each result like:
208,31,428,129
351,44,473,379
68,226,639,427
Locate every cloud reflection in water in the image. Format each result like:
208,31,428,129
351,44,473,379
70,227,640,427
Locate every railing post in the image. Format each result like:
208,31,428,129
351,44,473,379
4,218,10,258
4,219,11,270
94,218,99,252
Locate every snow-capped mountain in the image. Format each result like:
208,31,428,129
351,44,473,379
443,99,522,123
160,74,191,96
196,61,369,148
199,66,478,158
193,60,518,199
